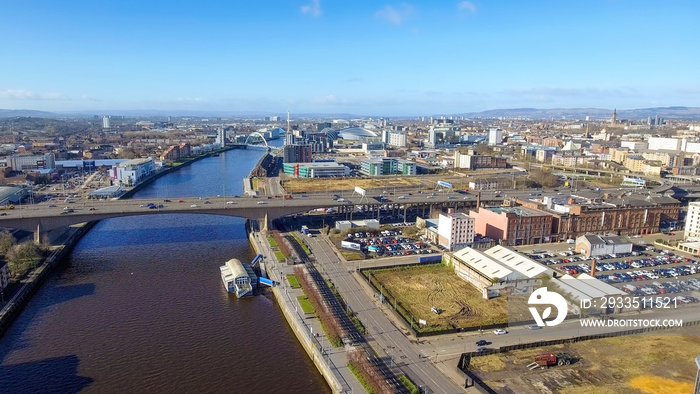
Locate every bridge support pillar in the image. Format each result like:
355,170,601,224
34,222,44,244
261,213,269,234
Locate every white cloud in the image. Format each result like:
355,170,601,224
0,89,68,101
457,1,477,13
301,0,322,17
375,3,414,26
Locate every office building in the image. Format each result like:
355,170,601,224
113,158,155,186
102,116,110,129
282,162,350,178
470,206,554,246
216,127,227,146
8,153,56,172
438,212,475,251
488,128,502,146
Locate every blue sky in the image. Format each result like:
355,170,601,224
1,0,699,116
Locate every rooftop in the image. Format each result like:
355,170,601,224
487,206,547,217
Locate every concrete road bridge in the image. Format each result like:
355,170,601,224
0,193,489,242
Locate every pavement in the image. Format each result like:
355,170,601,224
305,233,471,393
249,230,364,394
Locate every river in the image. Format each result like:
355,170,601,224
0,143,330,393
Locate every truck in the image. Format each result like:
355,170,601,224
0,205,14,210
301,225,310,235
527,353,572,370
417,254,442,263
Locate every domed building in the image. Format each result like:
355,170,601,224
336,127,377,141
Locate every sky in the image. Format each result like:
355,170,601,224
1,0,699,116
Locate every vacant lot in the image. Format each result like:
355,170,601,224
470,329,700,394
368,264,508,330
282,176,422,193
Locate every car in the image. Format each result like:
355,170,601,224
493,329,508,335
257,201,267,205
226,201,235,204
163,199,172,202
475,339,489,346
204,200,212,204
528,324,542,330
48,204,57,207
178,199,184,203
190,204,198,208
476,347,490,352
89,207,96,211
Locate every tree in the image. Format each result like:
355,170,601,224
6,241,44,279
0,230,16,255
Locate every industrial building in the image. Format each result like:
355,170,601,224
0,186,29,206
575,234,633,257
335,219,380,232
449,246,549,298
282,162,349,178
550,273,627,315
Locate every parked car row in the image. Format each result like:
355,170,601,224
558,254,697,276
598,264,698,284
347,231,432,256
618,278,700,298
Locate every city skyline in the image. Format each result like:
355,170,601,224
2,0,699,115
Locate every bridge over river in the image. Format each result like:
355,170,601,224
0,193,485,242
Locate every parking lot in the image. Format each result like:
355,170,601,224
345,230,433,257
525,246,700,301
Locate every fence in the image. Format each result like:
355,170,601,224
359,263,510,337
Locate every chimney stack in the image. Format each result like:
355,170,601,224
590,258,597,277
477,192,481,209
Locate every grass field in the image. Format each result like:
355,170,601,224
274,251,285,261
470,330,700,394
286,274,301,288
368,264,508,330
266,235,277,247
296,296,315,314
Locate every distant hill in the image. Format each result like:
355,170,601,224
460,107,700,120
0,109,57,118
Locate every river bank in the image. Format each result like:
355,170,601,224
120,145,246,199
246,225,345,393
0,222,96,339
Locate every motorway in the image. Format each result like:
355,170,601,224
304,233,468,393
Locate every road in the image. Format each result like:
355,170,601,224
305,233,469,394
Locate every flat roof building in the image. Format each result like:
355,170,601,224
282,162,349,178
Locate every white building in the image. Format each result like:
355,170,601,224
575,234,633,257
8,153,56,171
113,157,155,186
488,128,502,146
216,127,227,146
437,212,475,251
387,131,407,147
686,202,700,240
102,116,110,129
647,137,682,151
